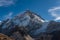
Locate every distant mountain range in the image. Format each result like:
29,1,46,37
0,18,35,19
0,10,60,39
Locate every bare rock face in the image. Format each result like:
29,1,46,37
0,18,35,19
11,32,34,40
9,26,34,40
11,32,25,40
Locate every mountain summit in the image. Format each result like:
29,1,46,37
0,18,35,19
0,10,45,36
0,10,60,40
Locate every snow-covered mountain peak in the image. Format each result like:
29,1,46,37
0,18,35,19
0,10,45,37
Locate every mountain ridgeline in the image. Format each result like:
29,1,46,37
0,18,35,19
0,10,60,40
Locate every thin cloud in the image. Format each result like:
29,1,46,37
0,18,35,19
4,12,13,20
48,7,60,21
55,17,60,21
0,0,17,6
0,21,1,22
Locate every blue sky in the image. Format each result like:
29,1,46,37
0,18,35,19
0,0,60,21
